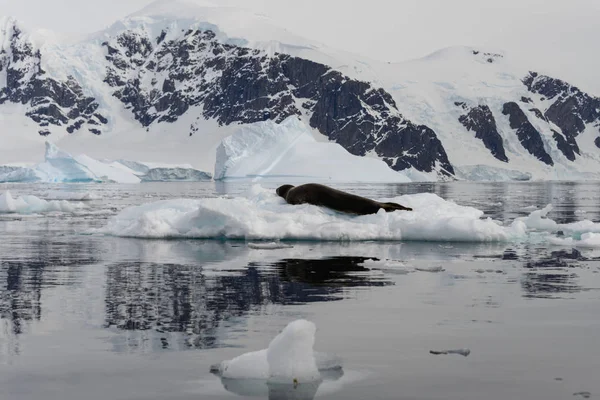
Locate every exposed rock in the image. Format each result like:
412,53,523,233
102,28,454,176
595,137,600,149
0,20,107,135
502,102,553,165
524,72,600,160
458,104,508,162
552,129,579,162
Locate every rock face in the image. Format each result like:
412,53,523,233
0,20,107,136
502,102,553,166
4,12,600,180
102,28,454,176
523,72,600,160
457,103,508,162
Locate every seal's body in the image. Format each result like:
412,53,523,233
276,183,412,215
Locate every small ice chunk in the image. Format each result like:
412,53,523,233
267,320,320,383
430,348,471,357
573,392,591,399
0,191,17,213
212,320,336,384
247,242,294,250
0,191,86,214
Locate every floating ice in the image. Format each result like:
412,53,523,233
101,185,527,242
415,266,445,273
0,191,86,214
41,191,100,201
0,143,212,183
549,233,600,248
248,242,294,250
430,348,471,357
214,117,410,183
211,319,339,384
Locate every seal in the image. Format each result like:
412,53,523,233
276,183,412,215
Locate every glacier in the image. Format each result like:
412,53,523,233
214,117,412,183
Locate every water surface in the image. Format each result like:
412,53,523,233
1,181,599,400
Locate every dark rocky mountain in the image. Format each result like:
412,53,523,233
102,28,454,175
502,101,554,166
456,102,508,162
2,13,600,179
0,22,107,137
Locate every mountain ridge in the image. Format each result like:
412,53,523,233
2,3,600,181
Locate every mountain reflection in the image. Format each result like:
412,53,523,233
521,248,584,299
104,257,392,349
0,239,99,336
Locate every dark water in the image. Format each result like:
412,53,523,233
1,181,600,400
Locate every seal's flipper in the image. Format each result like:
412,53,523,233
381,202,412,212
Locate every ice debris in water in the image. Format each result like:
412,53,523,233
415,266,445,273
211,319,339,384
430,349,471,357
41,191,100,201
247,242,294,250
550,233,600,248
101,185,528,241
0,191,86,214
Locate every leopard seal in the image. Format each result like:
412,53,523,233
276,183,412,215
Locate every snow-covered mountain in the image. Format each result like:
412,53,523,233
1,0,600,181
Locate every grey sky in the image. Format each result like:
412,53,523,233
1,0,599,93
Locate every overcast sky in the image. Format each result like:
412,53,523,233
2,0,599,93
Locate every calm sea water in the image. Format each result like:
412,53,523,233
1,181,599,400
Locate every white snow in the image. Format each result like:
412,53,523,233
214,319,324,384
0,191,86,214
100,185,527,242
214,117,410,183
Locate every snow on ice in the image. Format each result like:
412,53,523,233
101,185,527,241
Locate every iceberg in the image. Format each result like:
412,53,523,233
214,117,411,183
141,167,212,182
0,143,213,183
211,319,337,384
0,165,41,183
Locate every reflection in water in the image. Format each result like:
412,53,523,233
104,257,393,350
0,239,99,336
521,248,584,299
217,368,344,399
219,379,321,400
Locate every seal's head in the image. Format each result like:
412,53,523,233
276,184,294,199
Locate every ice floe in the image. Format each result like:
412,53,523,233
100,185,528,241
0,191,86,214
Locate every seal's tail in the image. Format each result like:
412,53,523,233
381,202,413,212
